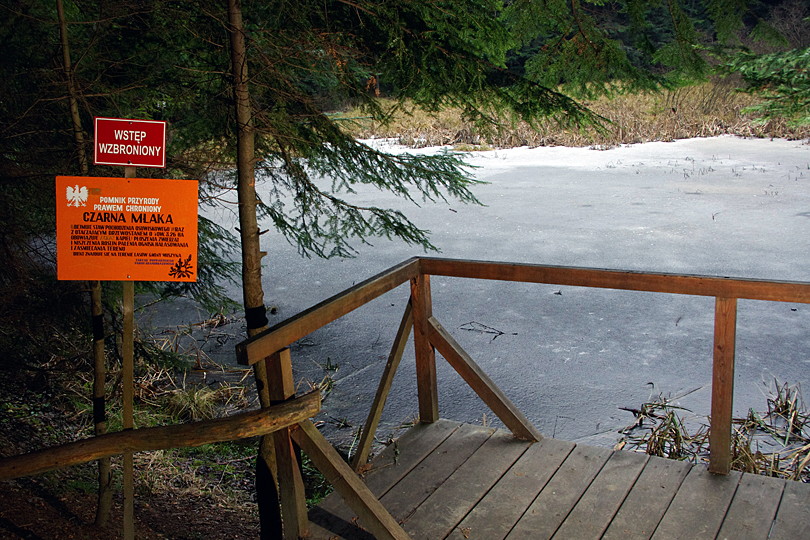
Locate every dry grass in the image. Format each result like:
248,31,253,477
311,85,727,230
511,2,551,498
616,381,810,481
38,327,263,509
336,78,810,149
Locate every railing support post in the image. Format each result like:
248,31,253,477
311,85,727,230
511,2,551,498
265,348,309,538
709,297,737,475
121,279,135,540
411,273,439,423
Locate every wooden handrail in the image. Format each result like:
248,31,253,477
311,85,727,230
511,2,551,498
237,258,420,365
238,257,810,371
0,392,320,481
235,257,810,477
419,257,810,303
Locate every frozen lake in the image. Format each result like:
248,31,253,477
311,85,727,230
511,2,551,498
145,135,810,450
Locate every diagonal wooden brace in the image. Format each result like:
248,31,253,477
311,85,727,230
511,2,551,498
292,420,411,540
427,316,541,442
352,301,414,470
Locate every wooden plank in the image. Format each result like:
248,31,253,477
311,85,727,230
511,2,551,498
308,420,460,539
709,297,737,474
447,437,575,540
273,431,308,539
651,467,741,539
238,258,420,365
403,430,532,539
265,349,308,539
419,257,810,304
428,316,541,442
716,473,785,540
411,273,439,423
292,420,410,540
506,444,613,539
352,301,414,470
601,454,691,540
364,419,460,495
552,450,649,539
310,422,807,540
768,479,810,540
380,423,495,521
0,392,320,480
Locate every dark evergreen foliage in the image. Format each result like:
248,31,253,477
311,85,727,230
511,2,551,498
727,47,810,126
0,0,800,304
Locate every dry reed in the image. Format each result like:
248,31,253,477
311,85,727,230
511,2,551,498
337,79,810,149
616,381,809,481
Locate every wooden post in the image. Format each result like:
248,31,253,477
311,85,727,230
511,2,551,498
265,349,308,538
709,297,737,475
121,166,136,539
411,273,439,423
122,280,135,539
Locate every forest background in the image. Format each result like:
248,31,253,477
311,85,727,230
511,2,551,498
1,0,809,538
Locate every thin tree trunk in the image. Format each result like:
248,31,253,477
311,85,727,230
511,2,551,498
55,0,112,527
226,1,283,537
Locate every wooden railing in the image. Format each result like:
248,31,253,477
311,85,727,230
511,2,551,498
0,392,320,481
235,256,810,537
238,256,810,477
5,257,806,539
12,257,799,539
417,258,810,473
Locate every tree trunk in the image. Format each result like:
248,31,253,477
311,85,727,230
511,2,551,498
55,0,112,527
226,1,283,537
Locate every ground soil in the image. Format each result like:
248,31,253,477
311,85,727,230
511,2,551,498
0,375,262,539
0,479,259,539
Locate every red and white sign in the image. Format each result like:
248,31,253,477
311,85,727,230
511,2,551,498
94,117,166,168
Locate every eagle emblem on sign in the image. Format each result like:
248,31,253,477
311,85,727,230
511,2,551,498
66,185,88,207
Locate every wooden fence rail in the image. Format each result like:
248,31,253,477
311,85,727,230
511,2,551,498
419,257,810,303
236,257,810,480
0,391,320,481
9,257,798,537
237,258,420,366
417,258,810,474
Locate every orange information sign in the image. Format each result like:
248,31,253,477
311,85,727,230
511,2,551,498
57,176,199,282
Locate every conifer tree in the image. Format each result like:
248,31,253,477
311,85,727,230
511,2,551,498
3,0,785,293
728,47,810,126
2,0,803,536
